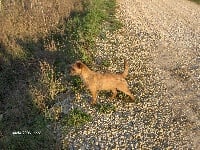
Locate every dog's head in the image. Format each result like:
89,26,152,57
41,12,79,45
70,61,84,76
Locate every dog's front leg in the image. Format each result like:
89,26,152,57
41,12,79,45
90,90,97,105
111,89,117,100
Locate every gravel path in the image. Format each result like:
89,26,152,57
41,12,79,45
61,0,200,149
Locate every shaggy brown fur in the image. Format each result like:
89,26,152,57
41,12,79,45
70,60,134,105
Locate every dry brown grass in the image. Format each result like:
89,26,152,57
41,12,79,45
30,60,66,110
0,0,80,60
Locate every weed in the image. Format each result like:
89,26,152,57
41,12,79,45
71,76,84,89
44,106,62,121
95,103,116,114
30,61,66,111
101,59,110,67
189,0,200,4
63,108,92,128
39,61,66,100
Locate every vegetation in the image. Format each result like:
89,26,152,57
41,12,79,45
62,108,92,128
95,103,116,114
190,0,200,4
0,0,120,149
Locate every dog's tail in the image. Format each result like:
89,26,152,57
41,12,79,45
121,60,129,78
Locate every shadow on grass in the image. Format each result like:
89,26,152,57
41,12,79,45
0,10,86,150
0,43,57,149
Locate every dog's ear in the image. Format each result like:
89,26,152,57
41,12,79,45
76,61,83,69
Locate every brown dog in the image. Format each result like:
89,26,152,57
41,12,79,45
70,60,134,105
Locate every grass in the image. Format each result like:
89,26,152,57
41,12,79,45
95,103,116,114
0,0,120,149
190,0,200,4
62,108,92,128
59,0,122,64
30,61,66,110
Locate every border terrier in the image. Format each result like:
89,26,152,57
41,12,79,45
70,60,134,105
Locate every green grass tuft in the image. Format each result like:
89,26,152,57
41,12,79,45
189,0,200,4
95,103,116,114
63,108,92,128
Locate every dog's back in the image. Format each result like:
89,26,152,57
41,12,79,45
93,72,127,90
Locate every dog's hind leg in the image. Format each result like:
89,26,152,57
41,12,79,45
117,83,134,101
